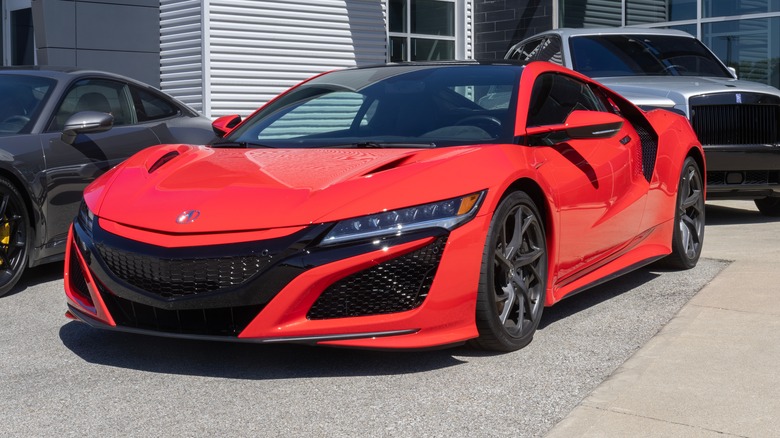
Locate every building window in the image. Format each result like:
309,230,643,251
388,0,456,62
703,17,780,89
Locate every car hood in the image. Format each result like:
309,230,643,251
87,144,488,234
595,76,780,108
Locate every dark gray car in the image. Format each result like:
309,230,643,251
0,67,215,296
506,28,780,216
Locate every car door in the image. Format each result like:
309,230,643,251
38,77,161,248
524,72,648,285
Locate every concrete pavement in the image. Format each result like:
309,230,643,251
546,200,780,437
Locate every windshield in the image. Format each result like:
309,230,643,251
569,34,733,78
0,74,56,136
224,65,521,148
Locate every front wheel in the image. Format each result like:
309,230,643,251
0,178,30,297
663,157,705,269
754,197,780,217
472,191,547,352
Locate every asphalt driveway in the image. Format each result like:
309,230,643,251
1,221,727,437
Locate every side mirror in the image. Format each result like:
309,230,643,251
212,114,242,137
61,111,114,145
727,66,738,79
525,110,623,145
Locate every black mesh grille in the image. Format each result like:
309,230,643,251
98,283,263,336
307,237,446,320
95,243,270,298
707,170,780,187
692,104,780,145
68,245,93,305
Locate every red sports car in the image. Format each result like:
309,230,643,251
64,61,705,351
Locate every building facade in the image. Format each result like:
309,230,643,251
3,0,778,117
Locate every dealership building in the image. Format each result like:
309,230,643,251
3,0,779,117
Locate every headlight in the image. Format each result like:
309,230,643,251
78,200,95,235
320,191,485,246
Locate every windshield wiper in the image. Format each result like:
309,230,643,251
334,142,437,149
210,140,273,148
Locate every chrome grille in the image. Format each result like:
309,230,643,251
691,104,780,145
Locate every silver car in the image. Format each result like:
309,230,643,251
506,28,780,216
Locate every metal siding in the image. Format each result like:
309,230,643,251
160,0,206,114
208,0,387,117
466,0,473,59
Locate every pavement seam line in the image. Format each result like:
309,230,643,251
582,404,750,437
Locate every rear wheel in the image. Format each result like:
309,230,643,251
664,157,704,269
472,191,547,352
0,178,29,297
754,197,780,217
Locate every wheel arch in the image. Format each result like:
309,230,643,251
499,177,558,305
686,146,706,198
0,167,40,266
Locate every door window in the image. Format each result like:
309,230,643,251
527,73,605,127
49,79,132,131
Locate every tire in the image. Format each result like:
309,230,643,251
754,197,780,217
0,178,30,297
663,157,705,270
472,191,547,352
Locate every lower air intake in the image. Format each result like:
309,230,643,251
307,237,446,319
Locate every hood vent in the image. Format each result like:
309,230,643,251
147,151,181,174
362,157,413,177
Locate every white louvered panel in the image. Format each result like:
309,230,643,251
160,0,205,114
207,0,387,117
465,0,473,59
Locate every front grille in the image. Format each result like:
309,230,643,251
96,243,271,298
707,170,780,186
68,244,93,306
307,237,446,320
98,282,263,336
692,104,780,145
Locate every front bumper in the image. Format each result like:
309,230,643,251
703,144,780,198
64,213,486,349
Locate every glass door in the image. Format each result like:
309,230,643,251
2,0,35,66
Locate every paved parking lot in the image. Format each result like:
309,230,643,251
0,204,747,437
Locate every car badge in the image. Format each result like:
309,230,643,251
176,210,200,224
736,93,742,104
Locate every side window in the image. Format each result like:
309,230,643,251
534,37,563,65
527,73,606,127
49,79,132,131
508,39,544,62
508,37,562,65
131,86,180,122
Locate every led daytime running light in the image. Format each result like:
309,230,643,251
321,191,485,246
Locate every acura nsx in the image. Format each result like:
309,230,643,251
64,61,705,351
